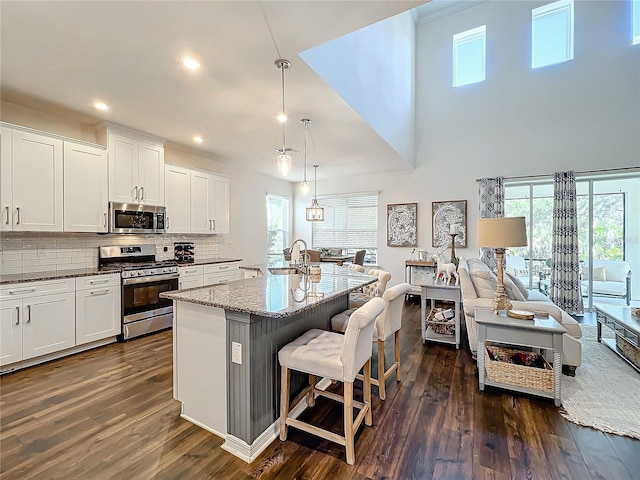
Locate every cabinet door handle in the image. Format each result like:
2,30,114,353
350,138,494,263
184,269,197,274
220,266,228,270
9,288,36,295
103,212,107,228
16,207,20,225
4,206,9,225
134,186,139,201
26,304,31,324
90,289,110,295
166,216,170,229
209,219,212,230
140,187,144,200
212,219,216,231
15,306,20,326
89,279,109,285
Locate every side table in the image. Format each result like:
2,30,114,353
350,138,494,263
419,284,462,349
475,309,566,406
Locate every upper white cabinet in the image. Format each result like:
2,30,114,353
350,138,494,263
165,163,191,234
190,169,230,234
1,128,64,231
98,125,165,206
63,142,108,232
166,163,230,235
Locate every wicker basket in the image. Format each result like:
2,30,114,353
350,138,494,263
484,345,553,393
616,335,640,369
425,308,455,335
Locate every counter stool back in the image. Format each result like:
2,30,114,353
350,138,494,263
278,298,385,465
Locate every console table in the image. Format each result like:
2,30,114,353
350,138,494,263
475,309,566,406
595,304,640,373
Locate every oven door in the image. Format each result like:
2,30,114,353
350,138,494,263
122,274,179,326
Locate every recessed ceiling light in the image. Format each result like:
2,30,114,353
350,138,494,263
277,114,287,123
93,101,110,111
193,136,204,144
181,55,201,71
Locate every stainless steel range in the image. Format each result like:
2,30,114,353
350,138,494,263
99,244,179,340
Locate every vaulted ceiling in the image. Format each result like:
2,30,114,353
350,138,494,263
0,1,457,181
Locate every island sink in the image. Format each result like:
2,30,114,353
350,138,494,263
267,266,304,275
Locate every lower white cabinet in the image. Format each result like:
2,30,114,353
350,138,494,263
0,279,75,367
203,263,240,285
179,265,204,290
75,274,121,345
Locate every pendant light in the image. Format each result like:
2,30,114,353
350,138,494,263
275,59,293,177
300,119,310,196
306,165,325,221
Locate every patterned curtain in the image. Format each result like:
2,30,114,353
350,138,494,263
550,171,584,314
478,177,504,268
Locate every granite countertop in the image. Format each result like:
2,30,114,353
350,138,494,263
0,267,118,285
177,257,243,266
161,262,376,318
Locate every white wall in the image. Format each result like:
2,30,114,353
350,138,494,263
295,0,640,291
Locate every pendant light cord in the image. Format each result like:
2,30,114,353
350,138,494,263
281,65,287,151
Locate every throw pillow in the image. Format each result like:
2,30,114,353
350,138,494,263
592,266,607,281
504,272,529,301
469,268,497,298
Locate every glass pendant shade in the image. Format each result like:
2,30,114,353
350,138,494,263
306,199,325,221
300,180,310,196
276,153,292,177
306,164,324,221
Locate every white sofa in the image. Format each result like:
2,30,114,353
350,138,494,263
582,260,632,305
458,257,582,375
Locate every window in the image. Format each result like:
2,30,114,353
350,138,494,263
532,0,574,69
266,194,290,263
311,192,378,263
452,25,486,87
634,0,640,45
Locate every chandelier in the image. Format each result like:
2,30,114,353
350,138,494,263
306,165,325,221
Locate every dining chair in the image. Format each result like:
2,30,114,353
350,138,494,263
331,283,412,400
278,298,385,465
304,249,321,262
353,250,366,265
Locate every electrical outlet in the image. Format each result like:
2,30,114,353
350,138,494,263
231,342,242,365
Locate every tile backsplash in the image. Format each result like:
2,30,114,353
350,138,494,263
0,233,222,275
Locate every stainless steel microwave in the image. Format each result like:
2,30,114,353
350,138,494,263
109,202,166,234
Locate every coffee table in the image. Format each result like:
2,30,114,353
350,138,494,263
595,304,640,373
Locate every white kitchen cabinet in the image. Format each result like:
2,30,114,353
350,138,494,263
190,170,230,234
211,174,230,234
0,299,22,366
75,274,121,345
98,125,165,206
63,142,108,232
203,263,240,285
0,279,76,366
190,169,214,234
165,164,191,233
179,265,204,290
5,129,64,231
0,126,13,231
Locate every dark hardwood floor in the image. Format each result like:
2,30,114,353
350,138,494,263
1,299,638,479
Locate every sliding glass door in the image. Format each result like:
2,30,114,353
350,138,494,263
505,174,638,310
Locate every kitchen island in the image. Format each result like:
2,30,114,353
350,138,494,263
161,262,375,462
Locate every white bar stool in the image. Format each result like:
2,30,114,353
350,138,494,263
331,283,412,400
278,298,385,465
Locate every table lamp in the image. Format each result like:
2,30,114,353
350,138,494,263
477,217,527,314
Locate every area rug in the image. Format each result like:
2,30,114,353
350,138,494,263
560,325,640,439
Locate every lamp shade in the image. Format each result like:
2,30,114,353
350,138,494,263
477,217,527,248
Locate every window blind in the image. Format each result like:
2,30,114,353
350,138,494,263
311,193,378,249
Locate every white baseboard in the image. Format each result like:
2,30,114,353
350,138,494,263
180,413,226,440
221,377,332,463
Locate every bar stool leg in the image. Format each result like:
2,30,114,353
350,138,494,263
344,381,355,465
307,374,316,407
280,366,290,441
377,340,386,400
363,359,372,426
394,331,401,382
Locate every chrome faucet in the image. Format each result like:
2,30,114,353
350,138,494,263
290,238,310,273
